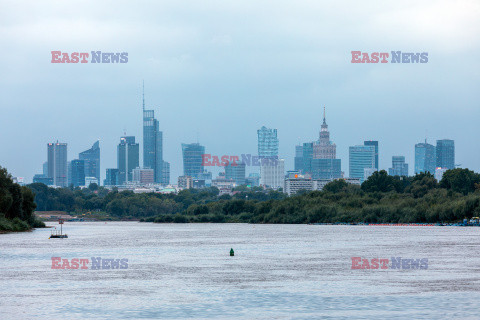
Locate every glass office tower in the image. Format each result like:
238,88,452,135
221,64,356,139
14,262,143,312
257,126,279,157
117,136,139,184
415,141,436,174
436,139,455,170
181,143,205,179
79,140,100,184
47,142,68,187
349,145,376,182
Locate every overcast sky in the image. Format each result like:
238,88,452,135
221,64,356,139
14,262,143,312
1,0,479,183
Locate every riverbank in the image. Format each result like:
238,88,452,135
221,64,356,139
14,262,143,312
35,211,132,222
0,216,45,233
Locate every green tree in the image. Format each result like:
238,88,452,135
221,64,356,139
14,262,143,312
323,179,348,193
88,183,99,191
361,170,399,193
439,169,480,195
406,172,437,198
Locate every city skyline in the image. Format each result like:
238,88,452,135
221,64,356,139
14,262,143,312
1,1,478,182
29,112,462,186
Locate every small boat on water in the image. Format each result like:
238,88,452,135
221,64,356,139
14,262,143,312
50,231,68,239
49,218,68,239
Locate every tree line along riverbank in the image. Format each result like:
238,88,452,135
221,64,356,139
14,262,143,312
0,167,45,232
21,168,480,225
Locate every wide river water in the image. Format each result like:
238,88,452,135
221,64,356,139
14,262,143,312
1,222,479,319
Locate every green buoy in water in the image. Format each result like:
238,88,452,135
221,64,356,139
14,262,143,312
230,248,234,256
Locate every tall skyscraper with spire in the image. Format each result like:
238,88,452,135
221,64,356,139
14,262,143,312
313,106,336,159
301,106,341,179
142,82,169,184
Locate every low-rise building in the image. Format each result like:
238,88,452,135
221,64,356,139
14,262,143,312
178,176,193,189
285,176,361,196
132,167,154,185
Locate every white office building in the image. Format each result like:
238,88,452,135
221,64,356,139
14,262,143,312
260,159,285,189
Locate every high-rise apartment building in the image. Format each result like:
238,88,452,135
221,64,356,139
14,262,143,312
117,136,139,185
47,142,68,187
436,139,455,170
349,145,376,182
182,143,205,179
415,141,436,174
79,141,100,184
257,126,279,157
388,156,409,176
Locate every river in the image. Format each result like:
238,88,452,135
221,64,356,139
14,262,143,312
1,222,479,319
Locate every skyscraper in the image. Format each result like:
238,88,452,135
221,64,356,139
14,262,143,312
161,161,170,185
42,161,48,176
436,139,455,169
117,136,139,185
415,141,436,174
225,162,246,186
257,126,279,157
349,145,375,182
142,84,164,183
182,143,205,179
301,107,341,179
311,159,342,179
364,140,379,169
69,159,85,187
311,107,341,179
104,168,119,186
302,142,314,174
313,107,336,159
47,142,68,187
388,156,409,176
294,145,304,172
79,141,100,184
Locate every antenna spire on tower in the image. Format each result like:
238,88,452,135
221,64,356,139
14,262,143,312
322,105,327,125
142,80,145,111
